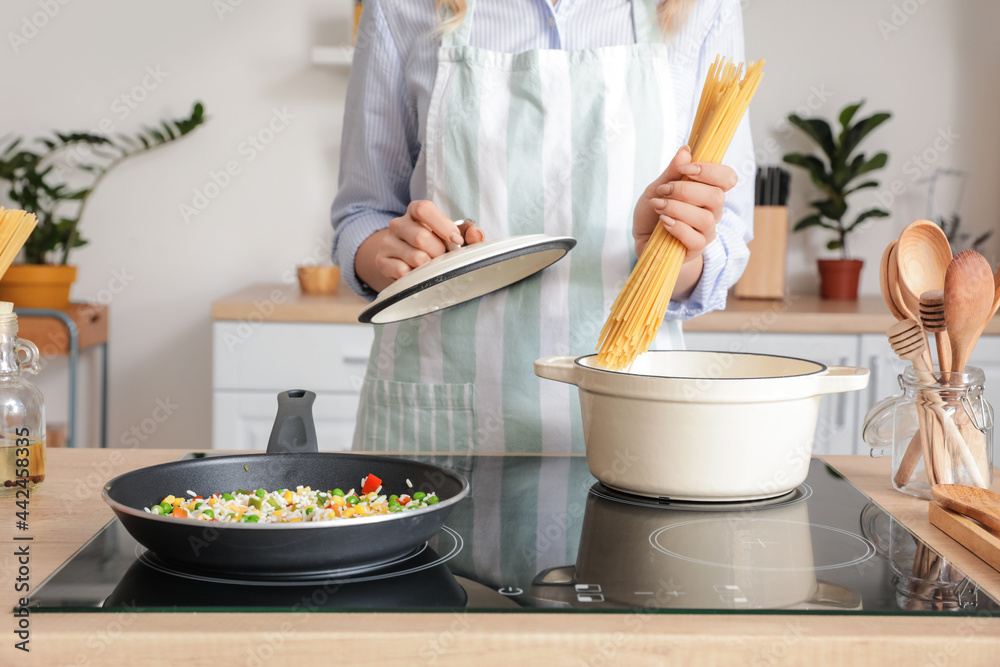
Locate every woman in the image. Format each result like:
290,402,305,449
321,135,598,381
332,0,753,454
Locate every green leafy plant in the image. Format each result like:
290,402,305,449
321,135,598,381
783,100,892,259
0,101,206,265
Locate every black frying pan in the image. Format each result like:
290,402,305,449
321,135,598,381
102,390,470,577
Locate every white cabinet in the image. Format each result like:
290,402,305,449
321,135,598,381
685,332,862,455
212,322,374,450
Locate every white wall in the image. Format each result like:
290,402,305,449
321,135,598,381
1,0,354,448
743,0,999,294
1,1,996,448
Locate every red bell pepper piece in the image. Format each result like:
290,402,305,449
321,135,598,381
361,473,382,495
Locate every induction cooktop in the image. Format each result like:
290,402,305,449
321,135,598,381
29,455,1000,615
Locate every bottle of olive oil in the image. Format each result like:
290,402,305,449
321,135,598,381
0,302,45,496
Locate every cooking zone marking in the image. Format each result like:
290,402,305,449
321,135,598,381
649,519,876,572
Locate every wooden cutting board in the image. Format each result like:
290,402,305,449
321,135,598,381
929,502,1000,572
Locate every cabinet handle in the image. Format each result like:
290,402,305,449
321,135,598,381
342,355,369,365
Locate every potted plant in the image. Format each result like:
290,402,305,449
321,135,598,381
0,102,206,308
783,101,892,300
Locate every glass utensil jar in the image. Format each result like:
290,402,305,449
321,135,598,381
863,367,993,499
0,306,44,497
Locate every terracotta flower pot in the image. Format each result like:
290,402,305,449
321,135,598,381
0,265,78,310
817,259,863,301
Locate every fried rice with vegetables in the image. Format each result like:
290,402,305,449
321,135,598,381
144,473,439,523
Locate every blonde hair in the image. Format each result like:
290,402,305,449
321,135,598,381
436,0,697,36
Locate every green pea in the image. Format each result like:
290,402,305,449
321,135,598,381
345,496,359,506
426,496,440,505
412,491,426,500
150,505,164,515
255,489,267,498
159,502,172,513
194,502,202,510
389,494,399,501
305,507,314,515
202,509,214,518
222,493,235,501
242,514,259,523
332,488,345,496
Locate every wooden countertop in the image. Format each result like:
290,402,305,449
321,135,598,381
212,283,1000,335
5,449,1000,665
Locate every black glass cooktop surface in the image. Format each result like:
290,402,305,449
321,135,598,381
30,455,1000,615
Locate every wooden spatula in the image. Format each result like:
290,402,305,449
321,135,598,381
931,484,1000,533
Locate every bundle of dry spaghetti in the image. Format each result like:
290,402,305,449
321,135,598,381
595,56,764,371
0,208,39,279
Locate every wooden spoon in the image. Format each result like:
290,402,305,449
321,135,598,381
879,240,905,320
897,220,952,306
931,484,1000,532
943,250,995,373
918,289,951,374
888,243,919,320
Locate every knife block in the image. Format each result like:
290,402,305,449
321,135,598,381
734,206,788,300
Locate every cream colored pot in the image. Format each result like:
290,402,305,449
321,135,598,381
535,351,869,501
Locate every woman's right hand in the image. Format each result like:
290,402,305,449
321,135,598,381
355,200,485,292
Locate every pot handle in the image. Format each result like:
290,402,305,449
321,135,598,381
534,356,580,385
266,390,319,454
814,366,870,395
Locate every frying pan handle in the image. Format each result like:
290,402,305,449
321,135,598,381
266,390,319,454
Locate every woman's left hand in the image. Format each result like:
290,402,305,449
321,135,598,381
633,146,738,260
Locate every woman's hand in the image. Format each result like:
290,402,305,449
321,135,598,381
355,200,485,292
633,146,737,260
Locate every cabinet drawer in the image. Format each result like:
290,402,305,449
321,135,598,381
213,322,374,392
213,390,360,450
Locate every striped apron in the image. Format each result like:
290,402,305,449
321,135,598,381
354,0,684,454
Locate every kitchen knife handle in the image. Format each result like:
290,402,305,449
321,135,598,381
266,389,319,454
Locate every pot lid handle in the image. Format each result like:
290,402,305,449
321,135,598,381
266,390,319,454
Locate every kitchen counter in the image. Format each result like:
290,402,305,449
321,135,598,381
5,449,1000,665
212,283,1000,334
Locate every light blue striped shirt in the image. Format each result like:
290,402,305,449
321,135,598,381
331,0,754,320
